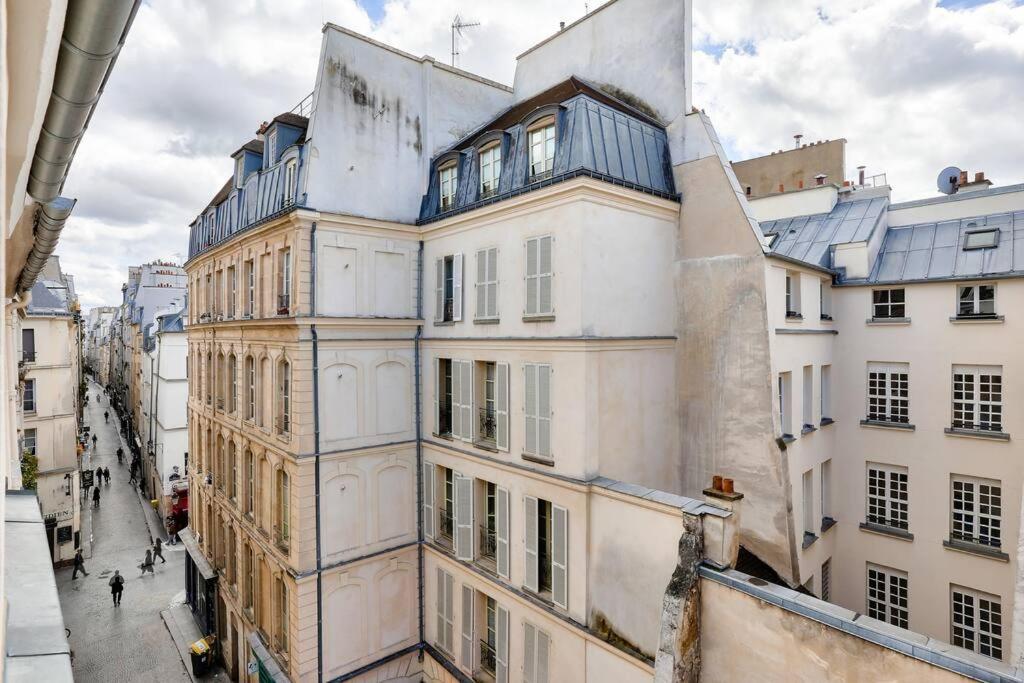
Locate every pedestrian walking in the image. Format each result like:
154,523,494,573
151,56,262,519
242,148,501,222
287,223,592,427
72,549,89,579
139,549,155,575
153,537,166,563
91,434,97,448
94,466,102,483
92,486,101,508
109,570,124,606
103,467,111,485
104,410,109,423
116,447,124,464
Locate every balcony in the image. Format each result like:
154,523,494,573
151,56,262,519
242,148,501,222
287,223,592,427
439,508,454,540
437,399,453,437
277,294,290,316
21,350,36,364
479,527,497,560
477,407,497,446
479,639,497,676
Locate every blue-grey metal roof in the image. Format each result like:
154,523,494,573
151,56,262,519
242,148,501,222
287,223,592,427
760,196,888,269
158,309,184,333
26,281,70,315
863,210,1024,284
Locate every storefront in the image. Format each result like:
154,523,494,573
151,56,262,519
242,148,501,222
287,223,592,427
180,527,217,636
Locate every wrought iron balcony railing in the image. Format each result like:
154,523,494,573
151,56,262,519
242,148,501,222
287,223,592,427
273,525,290,552
21,351,36,363
479,527,497,559
479,639,497,675
439,508,454,539
277,294,290,316
477,407,497,444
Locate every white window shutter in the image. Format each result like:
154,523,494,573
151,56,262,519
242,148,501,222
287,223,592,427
460,360,473,441
435,258,444,322
451,359,463,438
436,567,445,648
536,629,550,683
552,505,568,609
434,357,440,436
524,496,539,592
476,250,487,319
460,584,474,670
455,473,474,561
525,239,537,315
452,253,463,321
538,365,551,457
445,570,454,652
496,486,510,579
524,365,537,454
423,462,435,539
488,247,498,318
496,362,509,451
496,604,509,683
539,236,552,314
523,622,537,683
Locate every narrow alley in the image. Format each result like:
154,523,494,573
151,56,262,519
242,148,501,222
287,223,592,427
56,379,189,682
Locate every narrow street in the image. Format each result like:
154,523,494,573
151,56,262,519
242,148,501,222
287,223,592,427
56,379,190,682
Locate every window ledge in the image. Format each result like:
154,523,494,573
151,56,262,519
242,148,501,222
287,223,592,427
521,453,554,467
801,531,818,549
800,424,817,435
433,432,454,442
473,318,500,325
785,314,804,322
522,314,555,323
866,317,911,326
942,539,1009,562
949,315,1004,324
820,517,837,534
820,315,833,322
819,417,835,427
943,427,1010,442
860,419,915,431
859,522,914,542
780,434,796,444
433,320,457,327
473,441,499,453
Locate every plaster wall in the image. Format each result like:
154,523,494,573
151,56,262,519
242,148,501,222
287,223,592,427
732,139,846,201
746,185,839,222
888,187,1024,227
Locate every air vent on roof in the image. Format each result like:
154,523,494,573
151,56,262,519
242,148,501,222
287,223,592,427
963,229,998,251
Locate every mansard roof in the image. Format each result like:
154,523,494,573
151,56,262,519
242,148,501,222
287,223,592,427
760,197,888,270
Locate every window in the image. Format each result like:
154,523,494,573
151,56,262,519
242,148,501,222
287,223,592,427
866,463,908,530
821,559,831,602
524,496,567,609
867,564,908,629
205,352,212,404
523,622,550,683
524,236,553,317
436,358,472,441
952,586,1002,660
475,247,499,320
244,544,254,611
229,442,238,501
480,482,497,562
964,229,999,250
22,379,35,412
277,248,291,314
245,449,255,516
527,121,555,180
21,328,35,362
275,576,288,655
524,363,552,459
454,472,474,561
245,356,256,421
227,266,236,318
244,259,255,318
283,159,297,206
440,467,455,542
802,469,814,536
872,288,905,319
952,365,1002,433
276,469,290,547
777,372,792,437
215,270,223,317
235,156,245,188
479,144,501,198
276,359,290,434
866,362,909,423
951,475,1001,549
957,284,996,318
819,280,832,320
785,271,801,317
436,568,454,653
481,595,497,675
267,130,277,166
439,163,458,211
22,428,37,456
228,354,237,413
821,365,832,421
437,359,453,436
821,459,832,521
476,361,509,450
802,365,813,430
435,254,463,323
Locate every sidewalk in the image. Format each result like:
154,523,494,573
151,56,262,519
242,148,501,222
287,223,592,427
161,604,230,683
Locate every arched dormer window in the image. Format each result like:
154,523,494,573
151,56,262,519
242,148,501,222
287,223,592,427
438,158,459,211
479,140,502,199
526,114,557,182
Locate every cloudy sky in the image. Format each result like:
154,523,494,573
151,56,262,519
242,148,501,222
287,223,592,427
63,0,1024,310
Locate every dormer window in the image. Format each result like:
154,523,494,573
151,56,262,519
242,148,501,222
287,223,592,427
964,229,998,250
439,162,458,211
235,157,245,188
479,143,501,199
283,159,297,207
267,130,278,166
528,118,555,181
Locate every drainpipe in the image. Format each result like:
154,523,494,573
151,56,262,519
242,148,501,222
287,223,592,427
310,221,323,683
16,198,76,295
415,240,425,653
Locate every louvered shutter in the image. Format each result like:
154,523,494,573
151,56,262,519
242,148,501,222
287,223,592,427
487,247,498,317
552,505,568,609
460,584,474,669
476,250,487,319
460,360,473,441
435,258,444,322
496,487,510,578
525,239,538,315
524,365,537,454
452,253,463,321
524,496,539,592
523,623,537,683
455,474,473,561
496,604,509,683
538,365,551,457
436,568,445,649
444,570,455,652
536,629,550,683
434,358,441,436
451,359,463,438
538,236,552,314
422,462,435,539
496,362,509,451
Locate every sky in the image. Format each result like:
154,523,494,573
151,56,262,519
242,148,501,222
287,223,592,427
62,0,1024,310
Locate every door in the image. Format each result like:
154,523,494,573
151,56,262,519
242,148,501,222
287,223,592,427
45,521,56,562
229,620,239,681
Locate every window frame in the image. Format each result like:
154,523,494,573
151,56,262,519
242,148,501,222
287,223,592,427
951,585,1002,660
439,161,458,211
963,229,999,251
283,158,298,206
478,142,502,199
22,378,36,413
866,362,910,424
951,475,1002,549
866,463,909,531
866,563,909,629
872,287,906,320
956,283,996,318
951,364,1003,433
475,247,499,321
526,116,556,181
524,235,553,318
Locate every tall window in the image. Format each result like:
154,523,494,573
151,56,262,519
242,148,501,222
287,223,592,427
439,163,458,211
276,470,290,547
527,120,555,180
245,449,255,516
821,558,831,602
244,259,255,317
259,358,270,428
801,469,814,536
235,156,245,188
867,564,908,629
957,284,996,318
819,280,832,320
524,496,568,609
478,362,497,445
777,372,792,437
245,356,256,421
522,622,550,683
524,236,553,317
267,130,277,165
524,363,552,459
866,463,908,530
479,144,501,198
820,365,832,421
951,475,1001,549
284,159,297,206
440,467,454,541
866,362,909,423
277,248,291,315
785,271,801,317
229,441,238,501
952,365,1002,433
275,576,288,654
821,460,832,521
482,595,497,675
22,428,37,456
872,288,905,319
436,568,454,653
244,543,254,611
475,247,499,320
205,352,212,405
227,266,236,318
437,359,453,436
802,365,813,429
480,481,497,561
22,379,36,412
434,254,462,323
276,359,290,434
21,328,35,362
215,352,226,410
227,354,237,413
952,586,1002,660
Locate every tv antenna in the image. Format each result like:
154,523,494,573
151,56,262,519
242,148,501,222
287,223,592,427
451,14,480,67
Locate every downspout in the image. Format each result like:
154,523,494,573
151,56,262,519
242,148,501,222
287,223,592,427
152,327,162,500
310,221,323,683
415,239,425,653
16,198,75,295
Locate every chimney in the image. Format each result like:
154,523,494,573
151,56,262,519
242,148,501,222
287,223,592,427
857,165,866,186
798,180,804,189
815,174,827,186
778,183,785,193
975,171,985,182
959,170,969,186
703,475,743,569
794,133,803,149
559,21,565,30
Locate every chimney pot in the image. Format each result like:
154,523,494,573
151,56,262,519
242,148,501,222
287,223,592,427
975,171,985,182
779,183,785,193
798,180,804,189
712,475,723,491
722,478,735,494
960,171,968,185
815,174,827,186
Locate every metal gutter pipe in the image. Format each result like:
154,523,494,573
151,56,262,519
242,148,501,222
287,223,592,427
28,0,140,202
415,239,425,652
310,221,323,683
16,197,75,294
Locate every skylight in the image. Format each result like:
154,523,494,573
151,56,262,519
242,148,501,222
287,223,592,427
963,229,998,250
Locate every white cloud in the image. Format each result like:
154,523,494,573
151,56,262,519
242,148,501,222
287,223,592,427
64,0,1023,310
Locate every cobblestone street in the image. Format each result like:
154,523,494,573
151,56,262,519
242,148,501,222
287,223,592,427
56,380,190,682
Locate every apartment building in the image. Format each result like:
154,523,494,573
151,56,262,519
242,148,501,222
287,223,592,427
739,145,1024,664
84,306,116,381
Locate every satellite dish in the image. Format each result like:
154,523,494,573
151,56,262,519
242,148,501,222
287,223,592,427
937,166,961,195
